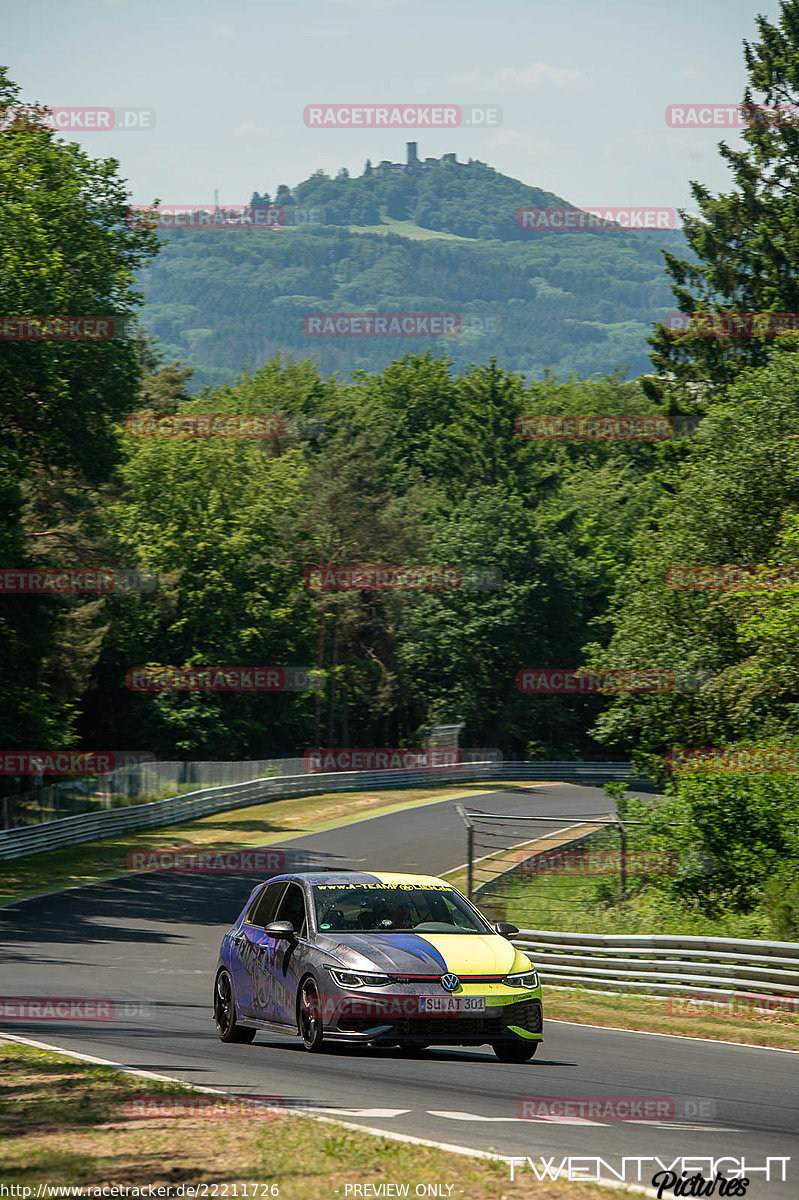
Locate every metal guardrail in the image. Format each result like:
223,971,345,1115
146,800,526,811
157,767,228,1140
0,761,638,861
513,929,799,1002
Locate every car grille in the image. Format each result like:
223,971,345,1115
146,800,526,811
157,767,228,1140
338,998,542,1039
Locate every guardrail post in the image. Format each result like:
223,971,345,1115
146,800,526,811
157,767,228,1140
455,804,474,900
612,810,627,899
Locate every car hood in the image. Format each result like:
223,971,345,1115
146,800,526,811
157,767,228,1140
314,931,522,975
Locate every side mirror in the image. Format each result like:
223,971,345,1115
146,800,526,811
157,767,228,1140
493,921,520,939
265,921,295,938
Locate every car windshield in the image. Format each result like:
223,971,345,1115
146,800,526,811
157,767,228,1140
312,883,489,934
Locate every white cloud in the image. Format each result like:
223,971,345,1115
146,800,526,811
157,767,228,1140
449,63,584,91
213,26,233,38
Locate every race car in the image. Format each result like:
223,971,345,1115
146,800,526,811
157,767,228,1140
213,870,543,1061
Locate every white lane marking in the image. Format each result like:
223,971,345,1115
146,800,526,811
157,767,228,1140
427,1111,527,1123
626,1121,744,1133
427,1110,603,1125
428,1111,745,1133
307,1108,411,1117
546,1018,799,1054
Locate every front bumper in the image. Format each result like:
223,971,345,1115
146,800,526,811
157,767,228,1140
319,982,544,1045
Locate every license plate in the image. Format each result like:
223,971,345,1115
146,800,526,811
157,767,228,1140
418,996,486,1013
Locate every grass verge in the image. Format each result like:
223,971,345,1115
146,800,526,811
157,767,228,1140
544,988,799,1050
0,1041,625,1200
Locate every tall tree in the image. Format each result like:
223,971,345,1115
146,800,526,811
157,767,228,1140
0,67,159,748
646,0,799,398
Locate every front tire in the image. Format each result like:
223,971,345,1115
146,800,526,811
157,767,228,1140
298,975,325,1052
492,1039,539,1062
214,970,256,1043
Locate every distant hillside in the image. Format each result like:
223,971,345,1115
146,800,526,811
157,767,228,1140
258,149,570,241
138,150,687,389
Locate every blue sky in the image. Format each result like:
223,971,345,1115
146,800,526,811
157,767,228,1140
4,0,784,211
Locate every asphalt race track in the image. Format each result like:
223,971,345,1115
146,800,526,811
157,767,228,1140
2,784,797,1198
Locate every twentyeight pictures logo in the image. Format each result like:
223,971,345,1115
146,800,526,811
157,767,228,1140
303,104,501,127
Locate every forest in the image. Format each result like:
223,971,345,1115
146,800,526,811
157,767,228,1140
2,0,799,937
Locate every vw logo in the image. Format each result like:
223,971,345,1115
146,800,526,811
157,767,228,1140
441,973,460,992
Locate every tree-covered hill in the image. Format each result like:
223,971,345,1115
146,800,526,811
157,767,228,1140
261,154,570,241
139,156,688,389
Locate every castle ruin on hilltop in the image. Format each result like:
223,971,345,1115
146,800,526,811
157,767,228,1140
366,142,464,174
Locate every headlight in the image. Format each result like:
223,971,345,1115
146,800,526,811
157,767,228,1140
502,970,539,989
327,968,391,989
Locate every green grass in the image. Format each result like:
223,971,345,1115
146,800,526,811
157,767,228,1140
345,217,477,242
0,1041,624,1199
546,987,799,1050
475,829,778,940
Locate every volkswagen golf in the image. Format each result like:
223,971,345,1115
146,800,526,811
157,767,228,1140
213,870,543,1061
